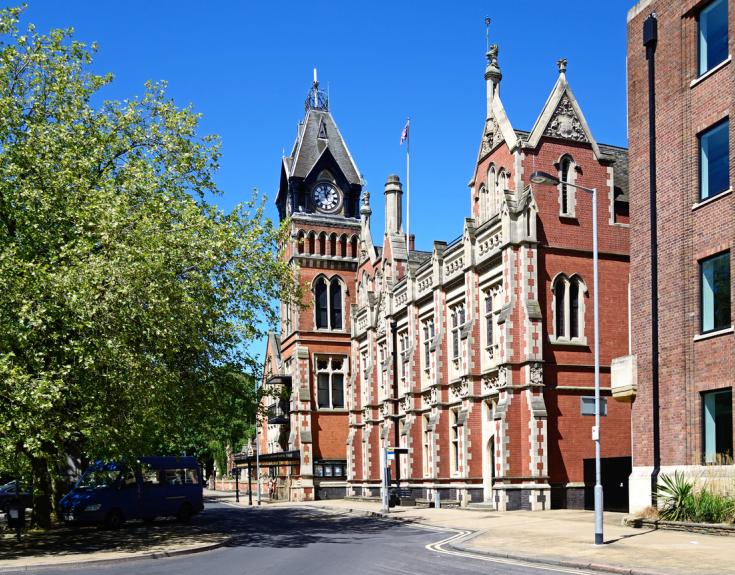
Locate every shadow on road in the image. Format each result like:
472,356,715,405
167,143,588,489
0,500,404,562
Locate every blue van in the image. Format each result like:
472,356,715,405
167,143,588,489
59,456,204,528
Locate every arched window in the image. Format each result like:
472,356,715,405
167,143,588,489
314,276,344,330
308,232,315,255
569,280,579,339
330,279,342,329
297,230,305,254
329,233,337,256
477,185,486,221
340,235,347,257
315,277,328,329
551,274,587,343
319,232,326,255
350,236,358,258
558,155,576,217
488,166,496,217
554,280,566,338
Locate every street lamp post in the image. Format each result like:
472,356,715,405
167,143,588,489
530,170,603,545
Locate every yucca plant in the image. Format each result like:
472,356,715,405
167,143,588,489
656,472,694,522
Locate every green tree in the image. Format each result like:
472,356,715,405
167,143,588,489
0,6,295,525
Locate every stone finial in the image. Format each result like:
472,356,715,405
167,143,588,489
557,58,568,75
361,190,370,207
487,43,499,68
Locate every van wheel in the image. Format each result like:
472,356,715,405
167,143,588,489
105,510,124,530
176,503,192,523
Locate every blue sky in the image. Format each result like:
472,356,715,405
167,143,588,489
25,1,631,249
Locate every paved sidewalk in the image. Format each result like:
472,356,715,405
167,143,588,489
296,499,735,575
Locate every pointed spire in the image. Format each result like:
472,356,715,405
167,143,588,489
484,18,502,117
305,68,328,112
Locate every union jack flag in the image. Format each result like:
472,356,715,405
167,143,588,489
400,120,410,145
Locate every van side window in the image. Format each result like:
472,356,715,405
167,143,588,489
185,469,199,485
141,464,161,486
120,469,137,489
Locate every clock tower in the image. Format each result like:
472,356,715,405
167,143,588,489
261,76,362,501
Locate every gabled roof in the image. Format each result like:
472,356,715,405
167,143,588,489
525,63,610,162
477,90,518,162
288,109,361,184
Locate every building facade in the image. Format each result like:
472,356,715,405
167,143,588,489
258,81,362,501
347,48,633,511
626,0,734,512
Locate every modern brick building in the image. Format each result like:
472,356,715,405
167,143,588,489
626,0,734,513
346,46,632,511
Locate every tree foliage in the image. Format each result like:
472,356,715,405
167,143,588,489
0,6,294,524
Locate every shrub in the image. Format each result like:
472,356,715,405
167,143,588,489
657,472,694,522
657,473,735,524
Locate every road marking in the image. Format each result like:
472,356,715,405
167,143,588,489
214,503,600,575
424,526,600,575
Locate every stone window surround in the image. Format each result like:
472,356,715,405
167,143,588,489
550,273,588,346
555,153,578,219
313,354,348,411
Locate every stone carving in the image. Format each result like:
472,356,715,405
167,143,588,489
481,117,505,156
530,362,544,387
361,190,370,207
497,366,508,389
422,389,432,408
430,386,439,406
381,401,391,417
544,95,588,143
557,58,567,74
400,394,411,412
487,43,499,68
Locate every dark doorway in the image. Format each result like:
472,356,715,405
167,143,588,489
583,456,631,512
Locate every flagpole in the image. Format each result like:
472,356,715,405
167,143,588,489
405,118,410,257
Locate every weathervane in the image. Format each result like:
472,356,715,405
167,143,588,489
485,17,491,52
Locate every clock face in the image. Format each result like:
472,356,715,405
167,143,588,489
312,183,341,212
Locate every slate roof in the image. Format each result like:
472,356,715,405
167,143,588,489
599,143,629,203
288,109,361,185
409,250,432,266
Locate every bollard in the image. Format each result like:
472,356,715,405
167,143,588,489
435,490,441,509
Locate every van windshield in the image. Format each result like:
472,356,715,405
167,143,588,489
77,467,122,489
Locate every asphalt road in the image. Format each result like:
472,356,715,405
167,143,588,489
6,502,597,575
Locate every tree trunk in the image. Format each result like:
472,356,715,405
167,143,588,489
29,455,52,528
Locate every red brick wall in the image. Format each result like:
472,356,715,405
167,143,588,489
627,0,735,468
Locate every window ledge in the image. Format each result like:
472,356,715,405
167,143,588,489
693,326,734,342
692,188,732,211
559,214,578,221
549,337,588,347
690,56,732,88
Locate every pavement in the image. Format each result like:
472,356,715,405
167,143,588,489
1,490,734,574
299,498,735,575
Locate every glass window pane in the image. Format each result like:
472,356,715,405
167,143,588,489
317,373,330,408
315,280,328,328
331,374,344,408
555,281,566,338
701,252,731,332
570,281,579,339
703,389,733,464
699,0,729,75
700,120,730,200
330,280,342,329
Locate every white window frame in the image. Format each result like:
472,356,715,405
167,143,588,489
450,303,465,362
421,317,435,385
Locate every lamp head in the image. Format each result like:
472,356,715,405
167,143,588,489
529,170,560,185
